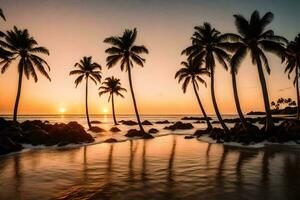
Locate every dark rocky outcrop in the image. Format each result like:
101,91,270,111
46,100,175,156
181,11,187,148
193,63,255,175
164,121,194,130
89,126,106,133
247,106,297,115
182,116,212,121
0,118,95,155
91,120,102,124
104,138,118,143
110,127,121,132
194,120,206,124
184,135,194,139
120,120,138,126
155,120,171,124
125,129,154,139
141,120,153,125
148,128,159,134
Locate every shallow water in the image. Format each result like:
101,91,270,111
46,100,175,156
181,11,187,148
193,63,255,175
0,115,300,199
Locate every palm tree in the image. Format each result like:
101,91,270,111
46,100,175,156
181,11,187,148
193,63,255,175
182,23,231,133
0,8,6,21
227,10,287,131
99,76,127,125
0,26,50,122
230,59,248,129
70,56,101,128
175,58,212,130
104,28,148,134
285,34,300,120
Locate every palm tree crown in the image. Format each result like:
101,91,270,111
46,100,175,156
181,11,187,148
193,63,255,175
175,59,209,93
69,56,102,87
182,22,231,72
0,26,51,82
99,76,127,100
285,34,300,84
103,28,149,70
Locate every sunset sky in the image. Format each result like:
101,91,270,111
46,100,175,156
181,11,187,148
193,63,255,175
0,0,299,115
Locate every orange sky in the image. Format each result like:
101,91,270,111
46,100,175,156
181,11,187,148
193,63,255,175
0,0,298,115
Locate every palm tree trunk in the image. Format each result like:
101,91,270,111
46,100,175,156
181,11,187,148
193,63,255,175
85,77,91,128
231,71,248,129
13,65,24,122
192,78,212,130
127,65,145,133
256,57,273,131
296,66,300,120
111,93,118,125
210,71,229,133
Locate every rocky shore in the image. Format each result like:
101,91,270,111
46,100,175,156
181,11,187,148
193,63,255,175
0,118,94,155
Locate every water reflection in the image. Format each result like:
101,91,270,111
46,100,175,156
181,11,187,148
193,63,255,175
1,135,300,200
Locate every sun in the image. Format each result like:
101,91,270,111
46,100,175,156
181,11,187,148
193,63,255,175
102,108,109,114
59,107,66,114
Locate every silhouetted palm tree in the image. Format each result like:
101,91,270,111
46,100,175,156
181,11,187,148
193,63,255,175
99,76,127,125
227,11,287,131
0,27,50,122
70,56,101,128
182,23,231,133
175,58,212,130
285,34,300,120
104,28,148,133
0,8,6,21
230,59,248,129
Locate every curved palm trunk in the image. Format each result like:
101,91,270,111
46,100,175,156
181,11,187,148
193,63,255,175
111,93,118,125
256,57,274,131
295,66,300,120
231,72,248,129
210,71,229,133
85,77,92,128
192,78,212,130
13,66,24,122
127,65,145,133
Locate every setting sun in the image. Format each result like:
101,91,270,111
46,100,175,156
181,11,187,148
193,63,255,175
102,108,109,114
59,107,66,114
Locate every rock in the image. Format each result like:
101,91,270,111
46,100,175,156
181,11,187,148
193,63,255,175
120,120,138,126
194,120,206,124
110,127,121,132
155,120,171,124
104,138,118,143
89,126,106,133
0,136,23,155
125,129,154,139
212,121,220,124
0,125,24,142
164,121,194,130
23,129,50,146
247,111,265,115
194,129,210,137
142,120,153,125
149,128,159,134
181,116,212,120
184,135,194,139
91,120,101,124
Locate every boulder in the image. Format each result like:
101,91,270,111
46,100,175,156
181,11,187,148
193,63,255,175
89,126,106,133
110,127,121,132
194,120,206,124
0,136,23,155
184,135,194,139
149,128,159,134
155,120,171,124
104,138,118,143
142,120,153,125
164,121,194,130
0,125,24,142
181,116,212,120
193,129,210,137
120,120,138,126
91,120,102,124
23,129,50,146
125,129,154,139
